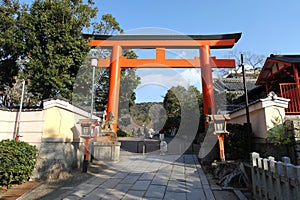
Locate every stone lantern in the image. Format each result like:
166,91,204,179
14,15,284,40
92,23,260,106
78,118,98,172
206,114,230,162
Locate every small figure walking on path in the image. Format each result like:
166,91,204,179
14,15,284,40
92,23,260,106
137,128,141,137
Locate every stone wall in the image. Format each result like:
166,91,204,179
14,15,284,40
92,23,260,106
31,139,84,180
285,115,300,164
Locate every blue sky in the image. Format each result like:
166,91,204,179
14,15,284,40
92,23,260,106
20,0,300,102
94,0,300,55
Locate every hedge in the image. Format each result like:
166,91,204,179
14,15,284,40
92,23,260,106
225,124,249,161
0,140,38,188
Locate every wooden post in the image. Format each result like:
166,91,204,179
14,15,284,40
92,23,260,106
268,157,276,200
251,152,260,199
82,136,91,173
294,166,300,199
200,45,215,115
283,163,294,200
275,162,283,200
261,158,269,199
217,133,226,162
107,45,122,132
257,157,263,199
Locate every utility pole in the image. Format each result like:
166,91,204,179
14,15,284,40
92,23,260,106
241,54,252,153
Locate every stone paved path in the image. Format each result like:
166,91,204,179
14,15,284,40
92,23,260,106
52,154,216,200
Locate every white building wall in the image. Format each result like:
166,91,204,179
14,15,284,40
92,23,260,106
230,96,289,139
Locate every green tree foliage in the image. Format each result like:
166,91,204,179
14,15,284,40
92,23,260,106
0,1,140,111
73,53,140,112
163,86,184,128
20,0,97,101
0,0,97,104
0,0,26,103
72,14,140,112
119,67,140,113
267,117,294,146
92,13,123,35
0,140,38,188
129,102,165,129
163,85,203,131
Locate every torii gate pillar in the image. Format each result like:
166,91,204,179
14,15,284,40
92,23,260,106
107,45,122,131
200,45,215,114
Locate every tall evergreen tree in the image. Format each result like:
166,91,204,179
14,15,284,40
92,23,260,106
72,14,140,112
20,0,97,101
163,85,203,131
0,1,140,110
0,0,26,105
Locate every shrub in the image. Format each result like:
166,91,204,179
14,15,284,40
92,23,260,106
0,140,38,188
117,129,132,137
225,124,249,161
267,117,294,146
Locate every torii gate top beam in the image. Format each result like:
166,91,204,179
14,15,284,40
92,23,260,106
83,33,241,49
83,33,241,69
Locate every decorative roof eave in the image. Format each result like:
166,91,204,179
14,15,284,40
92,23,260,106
82,33,242,49
256,55,295,85
259,94,290,109
83,33,242,41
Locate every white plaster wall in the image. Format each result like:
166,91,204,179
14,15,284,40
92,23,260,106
229,97,288,139
0,109,44,148
0,109,14,140
0,99,95,147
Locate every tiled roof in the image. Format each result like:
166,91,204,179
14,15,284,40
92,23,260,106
269,54,300,64
214,78,257,93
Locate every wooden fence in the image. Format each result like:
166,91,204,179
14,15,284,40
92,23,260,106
251,152,300,200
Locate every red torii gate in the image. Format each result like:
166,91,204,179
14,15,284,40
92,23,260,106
83,33,241,131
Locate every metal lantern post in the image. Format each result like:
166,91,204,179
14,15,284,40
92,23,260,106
207,114,231,163
90,55,98,119
80,55,98,172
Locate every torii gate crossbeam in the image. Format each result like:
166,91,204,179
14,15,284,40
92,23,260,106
83,33,241,131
